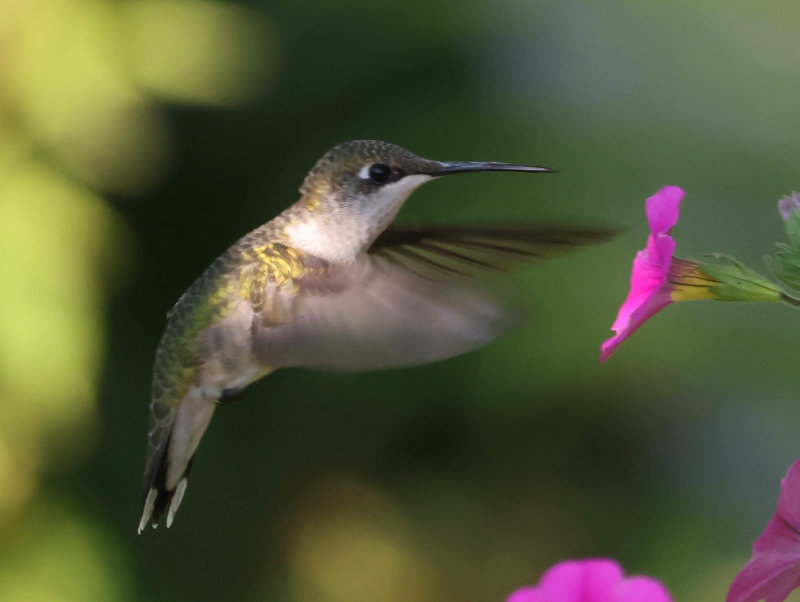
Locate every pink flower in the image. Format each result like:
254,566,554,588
600,186,717,362
507,559,672,602
727,459,800,602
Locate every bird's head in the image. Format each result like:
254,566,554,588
286,140,552,261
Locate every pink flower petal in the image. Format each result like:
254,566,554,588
507,587,547,602
600,243,675,361
646,186,683,234
752,512,800,556
507,559,672,602
537,559,624,602
727,551,800,602
775,461,800,530
612,576,673,602
600,186,685,362
728,459,800,602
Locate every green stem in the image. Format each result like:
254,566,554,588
780,292,800,307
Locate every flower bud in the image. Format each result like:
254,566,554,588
766,192,800,295
778,191,800,246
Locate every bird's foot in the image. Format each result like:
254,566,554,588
217,387,244,405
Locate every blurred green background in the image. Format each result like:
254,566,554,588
2,0,800,600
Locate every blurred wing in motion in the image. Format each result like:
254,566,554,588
370,225,617,278
253,256,513,372
253,226,615,372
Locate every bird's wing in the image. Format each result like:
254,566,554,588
251,255,512,372
369,225,616,278
251,226,615,372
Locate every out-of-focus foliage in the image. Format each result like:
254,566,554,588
2,0,271,193
2,0,800,601
0,0,271,599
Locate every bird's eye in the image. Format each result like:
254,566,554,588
358,163,405,185
367,163,392,184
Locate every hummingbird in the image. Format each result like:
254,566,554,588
138,139,612,533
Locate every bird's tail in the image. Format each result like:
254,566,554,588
138,386,217,533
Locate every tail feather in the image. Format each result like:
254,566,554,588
138,385,215,533
138,488,158,533
138,428,187,533
166,477,189,528
137,434,195,533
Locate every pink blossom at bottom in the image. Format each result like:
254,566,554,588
507,559,672,602
728,459,800,602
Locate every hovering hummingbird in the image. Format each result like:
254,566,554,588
138,139,613,533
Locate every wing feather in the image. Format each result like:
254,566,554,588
369,225,616,277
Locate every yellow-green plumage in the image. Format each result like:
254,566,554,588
150,223,314,424
142,223,319,529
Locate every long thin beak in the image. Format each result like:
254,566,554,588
426,161,555,176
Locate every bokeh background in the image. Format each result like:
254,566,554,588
2,0,800,600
